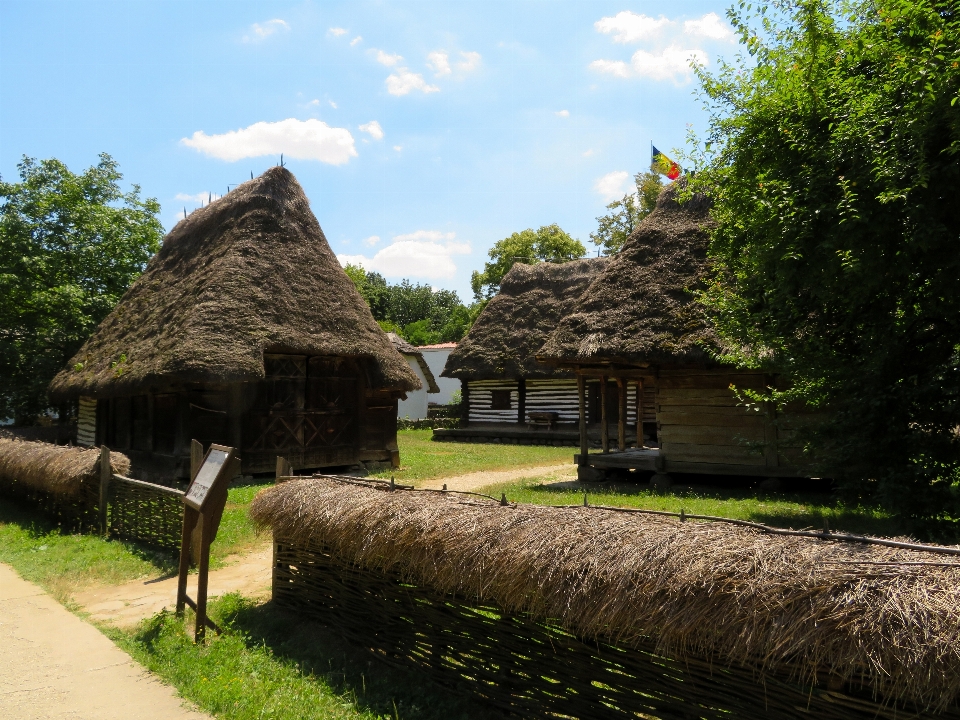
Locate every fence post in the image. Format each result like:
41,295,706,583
99,446,111,535
190,440,204,564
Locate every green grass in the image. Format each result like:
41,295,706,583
108,593,501,720
374,429,572,484
478,476,905,538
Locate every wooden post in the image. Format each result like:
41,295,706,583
461,381,470,427
275,455,293,480
617,378,626,452
99,446,111,535
577,374,588,463
189,440,204,565
177,440,204,615
194,516,212,642
636,379,644,449
517,378,526,425
600,375,609,453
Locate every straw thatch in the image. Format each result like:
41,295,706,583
387,333,440,393
443,257,609,380
49,167,419,401
251,477,960,712
0,438,129,498
537,182,720,366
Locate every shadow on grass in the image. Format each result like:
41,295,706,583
215,595,505,720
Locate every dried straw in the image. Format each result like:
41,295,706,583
251,477,960,712
0,439,130,498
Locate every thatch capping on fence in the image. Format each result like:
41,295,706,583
0,439,129,498
251,477,960,713
444,257,609,380
48,166,419,401
537,181,721,366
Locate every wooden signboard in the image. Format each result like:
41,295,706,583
176,442,239,641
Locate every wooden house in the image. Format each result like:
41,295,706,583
388,333,440,420
438,258,651,445
537,183,810,482
48,167,421,478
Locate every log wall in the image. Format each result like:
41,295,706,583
466,379,519,423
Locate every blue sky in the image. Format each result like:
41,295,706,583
0,0,737,302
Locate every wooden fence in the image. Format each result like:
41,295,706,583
271,536,960,720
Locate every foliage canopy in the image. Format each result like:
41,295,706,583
0,154,162,423
692,0,960,536
590,171,663,255
470,224,585,301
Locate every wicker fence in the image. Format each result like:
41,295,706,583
271,536,960,720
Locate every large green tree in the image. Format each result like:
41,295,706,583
590,171,663,255
692,0,960,536
0,154,162,423
470,224,585,301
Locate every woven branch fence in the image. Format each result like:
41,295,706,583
0,439,184,550
254,477,960,720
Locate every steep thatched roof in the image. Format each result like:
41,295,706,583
49,168,419,400
252,477,960,714
442,257,610,380
387,333,440,393
537,182,720,367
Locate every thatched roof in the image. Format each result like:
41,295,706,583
442,257,610,380
251,477,960,713
0,438,129,499
537,182,720,367
387,333,440,394
49,168,419,400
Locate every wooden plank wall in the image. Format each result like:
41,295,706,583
525,379,579,422
466,380,519,423
77,397,97,447
657,371,774,469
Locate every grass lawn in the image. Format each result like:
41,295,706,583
476,475,905,539
372,429,572,484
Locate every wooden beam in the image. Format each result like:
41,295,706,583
600,375,609,453
617,378,626,452
577,374,588,463
99,446,111,535
636,379,644,449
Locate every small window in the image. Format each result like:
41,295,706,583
491,390,512,410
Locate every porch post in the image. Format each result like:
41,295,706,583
600,375,609,453
636,379,644,449
577,373,588,463
617,377,626,452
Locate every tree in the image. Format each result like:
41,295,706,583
0,154,163,423
471,224,585,301
692,0,960,536
590,171,663,255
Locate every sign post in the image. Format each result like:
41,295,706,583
176,442,239,642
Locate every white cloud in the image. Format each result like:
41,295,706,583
337,234,470,280
456,51,482,73
555,109,570,117
350,36,362,46
684,12,733,41
244,18,289,43
359,120,384,140
595,171,631,202
582,149,595,157
180,118,358,165
385,68,439,96
363,235,381,247
393,145,403,152
595,12,670,43
427,51,451,76
591,45,708,83
308,99,320,106
328,27,347,37
175,192,212,204
374,49,403,66
328,99,337,109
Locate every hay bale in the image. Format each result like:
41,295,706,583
0,439,130,498
251,477,960,712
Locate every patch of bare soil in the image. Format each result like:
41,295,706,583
417,463,577,492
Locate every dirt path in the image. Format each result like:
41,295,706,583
0,563,210,720
416,462,577,492
75,546,273,629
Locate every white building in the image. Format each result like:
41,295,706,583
418,343,460,405
388,334,440,420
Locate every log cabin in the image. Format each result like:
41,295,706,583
437,257,650,446
537,183,811,482
48,167,421,478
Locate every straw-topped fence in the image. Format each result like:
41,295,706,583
251,476,960,719
0,438,182,548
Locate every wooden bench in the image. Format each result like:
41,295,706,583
527,411,559,431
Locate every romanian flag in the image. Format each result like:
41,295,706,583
651,145,681,180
